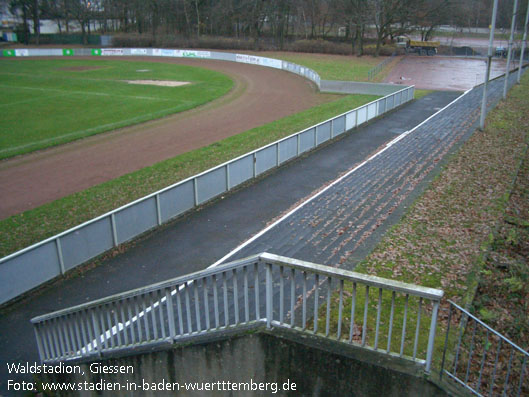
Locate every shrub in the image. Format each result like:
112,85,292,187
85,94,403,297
286,39,352,55
110,34,395,58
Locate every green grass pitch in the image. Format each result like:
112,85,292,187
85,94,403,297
0,58,233,159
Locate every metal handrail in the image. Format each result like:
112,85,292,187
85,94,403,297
261,253,443,300
32,253,442,323
31,255,260,322
448,300,528,357
31,253,443,373
440,300,528,396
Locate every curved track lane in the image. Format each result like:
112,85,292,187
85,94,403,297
0,57,336,218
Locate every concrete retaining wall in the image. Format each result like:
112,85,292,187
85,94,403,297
38,327,447,396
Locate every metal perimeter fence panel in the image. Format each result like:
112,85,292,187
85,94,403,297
368,51,397,81
0,48,414,305
31,253,443,374
440,301,528,396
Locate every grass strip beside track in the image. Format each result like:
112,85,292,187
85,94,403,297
259,51,383,81
318,73,529,367
0,59,233,159
413,89,433,100
0,93,378,258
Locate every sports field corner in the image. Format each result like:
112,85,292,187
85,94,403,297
0,58,233,159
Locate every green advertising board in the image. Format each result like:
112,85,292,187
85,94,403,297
91,49,102,56
2,50,16,57
62,49,75,56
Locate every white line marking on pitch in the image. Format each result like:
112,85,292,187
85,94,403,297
0,83,166,101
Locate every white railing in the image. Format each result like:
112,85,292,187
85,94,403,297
0,74,414,305
31,253,443,373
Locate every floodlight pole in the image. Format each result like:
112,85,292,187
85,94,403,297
504,0,520,98
480,0,499,130
517,0,529,83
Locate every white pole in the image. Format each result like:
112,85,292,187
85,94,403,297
504,0,520,98
480,0,500,130
517,1,529,83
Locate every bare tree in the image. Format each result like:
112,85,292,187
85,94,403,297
10,0,31,43
341,0,370,55
416,0,452,41
66,0,92,44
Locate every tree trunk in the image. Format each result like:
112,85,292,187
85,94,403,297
301,8,308,39
22,6,29,44
358,24,365,56
194,0,200,37
183,0,191,37
351,25,357,54
375,28,384,57
32,0,40,45
81,21,87,45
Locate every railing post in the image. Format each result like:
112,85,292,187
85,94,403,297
426,300,440,373
155,194,162,226
193,178,199,206
91,310,102,357
165,288,176,340
33,324,45,363
440,302,452,380
266,262,272,328
297,133,300,155
55,238,65,275
110,213,118,247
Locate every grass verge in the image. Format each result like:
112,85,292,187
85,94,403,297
414,89,434,100
0,93,378,258
258,51,383,81
473,139,529,344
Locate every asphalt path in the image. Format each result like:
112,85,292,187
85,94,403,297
0,90,461,394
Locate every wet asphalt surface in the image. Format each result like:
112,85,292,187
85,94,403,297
1,71,519,395
384,56,512,91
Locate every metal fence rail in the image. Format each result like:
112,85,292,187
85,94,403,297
0,66,414,305
31,253,443,372
440,300,528,396
367,52,397,81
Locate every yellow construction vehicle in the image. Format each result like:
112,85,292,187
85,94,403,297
396,36,440,56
